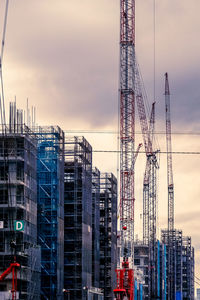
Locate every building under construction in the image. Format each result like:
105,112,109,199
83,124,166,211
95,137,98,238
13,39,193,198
36,126,64,299
99,173,117,300
0,111,195,300
64,136,93,300
161,229,194,300
63,137,117,300
0,107,41,299
92,167,101,291
182,236,195,299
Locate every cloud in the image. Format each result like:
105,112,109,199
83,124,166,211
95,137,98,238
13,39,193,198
2,0,119,127
2,0,200,129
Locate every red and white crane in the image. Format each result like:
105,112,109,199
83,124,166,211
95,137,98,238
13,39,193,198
114,0,155,297
114,0,136,299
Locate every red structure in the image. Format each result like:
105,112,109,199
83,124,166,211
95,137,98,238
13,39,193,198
114,263,134,300
0,262,20,300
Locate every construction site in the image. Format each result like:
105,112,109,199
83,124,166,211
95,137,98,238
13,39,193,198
0,1,199,300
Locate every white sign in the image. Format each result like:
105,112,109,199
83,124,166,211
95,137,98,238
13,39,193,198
0,221,4,229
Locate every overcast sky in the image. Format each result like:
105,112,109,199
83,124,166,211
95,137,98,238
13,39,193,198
0,0,200,292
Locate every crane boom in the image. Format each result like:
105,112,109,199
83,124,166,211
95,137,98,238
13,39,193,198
140,101,159,299
135,64,153,157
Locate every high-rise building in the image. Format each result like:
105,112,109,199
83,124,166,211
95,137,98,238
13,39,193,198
99,173,117,300
64,136,92,300
36,126,64,299
0,124,41,299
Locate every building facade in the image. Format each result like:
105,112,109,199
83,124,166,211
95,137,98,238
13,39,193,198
182,236,194,300
99,173,117,300
36,126,64,299
92,167,100,290
64,136,92,300
197,288,200,300
0,126,41,299
161,229,194,300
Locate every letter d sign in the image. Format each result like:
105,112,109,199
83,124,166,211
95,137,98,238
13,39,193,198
14,220,24,231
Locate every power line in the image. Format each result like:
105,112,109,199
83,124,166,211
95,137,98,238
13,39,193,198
195,275,200,282
92,150,200,155
64,130,200,136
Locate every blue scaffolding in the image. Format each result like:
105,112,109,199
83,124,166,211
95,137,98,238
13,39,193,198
36,126,64,299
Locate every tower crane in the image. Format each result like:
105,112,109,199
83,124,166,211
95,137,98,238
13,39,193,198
143,102,155,246
113,0,136,298
114,0,159,298
136,66,159,299
145,102,159,299
165,73,175,299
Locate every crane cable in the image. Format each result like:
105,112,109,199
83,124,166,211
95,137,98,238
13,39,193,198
0,0,15,248
0,0,9,132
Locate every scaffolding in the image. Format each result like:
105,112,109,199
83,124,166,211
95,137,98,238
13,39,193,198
134,242,149,299
161,229,194,299
92,167,100,290
36,126,64,300
182,236,194,300
160,243,167,300
161,229,182,299
99,173,117,300
0,122,41,299
133,240,167,300
64,136,92,300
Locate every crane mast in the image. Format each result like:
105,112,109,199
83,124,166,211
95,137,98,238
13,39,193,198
165,73,174,232
147,103,158,299
165,73,175,299
141,101,159,299
143,103,155,246
114,0,135,299
135,65,160,298
119,0,135,263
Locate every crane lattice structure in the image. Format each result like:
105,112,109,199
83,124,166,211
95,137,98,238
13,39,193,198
165,73,175,299
136,67,159,298
114,0,136,299
143,102,156,246
114,1,160,298
146,103,159,299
